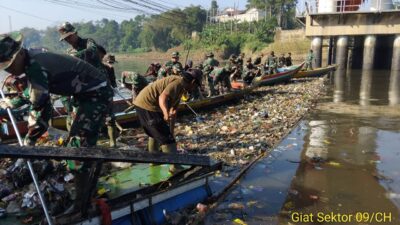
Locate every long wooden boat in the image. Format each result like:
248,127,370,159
51,86,255,130
293,64,338,78
253,62,305,86
1,86,255,139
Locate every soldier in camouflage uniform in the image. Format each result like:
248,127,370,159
202,52,219,96
0,74,30,117
121,71,149,102
165,52,183,76
0,32,113,212
157,65,172,80
278,53,286,68
59,22,117,147
304,49,315,70
266,51,278,74
227,54,241,82
210,65,232,95
242,57,258,85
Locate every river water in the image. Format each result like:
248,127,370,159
205,69,400,225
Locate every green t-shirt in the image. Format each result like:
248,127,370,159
133,76,187,112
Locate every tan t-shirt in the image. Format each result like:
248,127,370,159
134,76,187,112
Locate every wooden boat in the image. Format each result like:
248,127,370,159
253,62,305,86
1,144,221,225
293,64,338,78
1,86,255,139
51,86,255,130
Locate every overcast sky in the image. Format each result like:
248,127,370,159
0,0,248,33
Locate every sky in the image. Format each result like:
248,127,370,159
0,0,247,33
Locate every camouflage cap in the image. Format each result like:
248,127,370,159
206,52,214,57
0,32,23,70
58,22,77,41
229,54,237,60
172,64,182,73
105,54,117,64
171,51,180,58
246,57,252,62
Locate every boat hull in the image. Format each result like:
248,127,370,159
254,63,304,86
293,64,337,78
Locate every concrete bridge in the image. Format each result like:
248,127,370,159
298,0,400,70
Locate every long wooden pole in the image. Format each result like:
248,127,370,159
0,145,214,166
0,90,54,225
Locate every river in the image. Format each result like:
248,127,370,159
205,69,400,225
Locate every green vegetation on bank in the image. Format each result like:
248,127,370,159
18,0,297,58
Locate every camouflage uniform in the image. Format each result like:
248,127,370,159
165,52,183,76
242,59,257,85
304,50,315,70
121,71,149,102
103,54,117,88
267,52,278,74
14,49,113,147
278,55,286,68
202,53,219,96
210,67,231,95
157,66,172,80
59,22,116,147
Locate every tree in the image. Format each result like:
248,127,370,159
210,0,219,18
20,27,42,48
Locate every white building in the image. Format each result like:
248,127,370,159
214,8,266,23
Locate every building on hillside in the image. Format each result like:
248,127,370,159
214,8,266,23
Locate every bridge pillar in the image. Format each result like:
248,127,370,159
336,36,349,70
359,70,372,106
311,36,322,68
389,70,400,105
362,35,377,70
392,35,400,71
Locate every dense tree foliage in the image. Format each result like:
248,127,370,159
17,2,292,54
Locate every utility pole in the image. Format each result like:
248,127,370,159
9,15,12,32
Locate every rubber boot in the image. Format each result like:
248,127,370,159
64,171,90,214
148,138,160,166
107,125,117,148
148,137,160,153
160,143,185,174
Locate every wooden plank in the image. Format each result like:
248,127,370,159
0,145,213,166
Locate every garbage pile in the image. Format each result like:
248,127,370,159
174,77,327,166
0,158,74,223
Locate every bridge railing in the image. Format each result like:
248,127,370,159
296,0,400,16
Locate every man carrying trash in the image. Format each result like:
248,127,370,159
0,32,113,213
133,69,202,174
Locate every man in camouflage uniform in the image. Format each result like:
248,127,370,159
210,65,232,95
278,53,286,68
237,53,245,67
242,57,258,85
59,22,117,147
227,54,241,82
253,53,264,66
165,52,183,76
202,52,219,96
0,32,113,213
97,45,117,88
266,51,278,74
121,71,149,102
157,65,172,79
304,49,315,70
0,74,30,117
286,52,293,67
